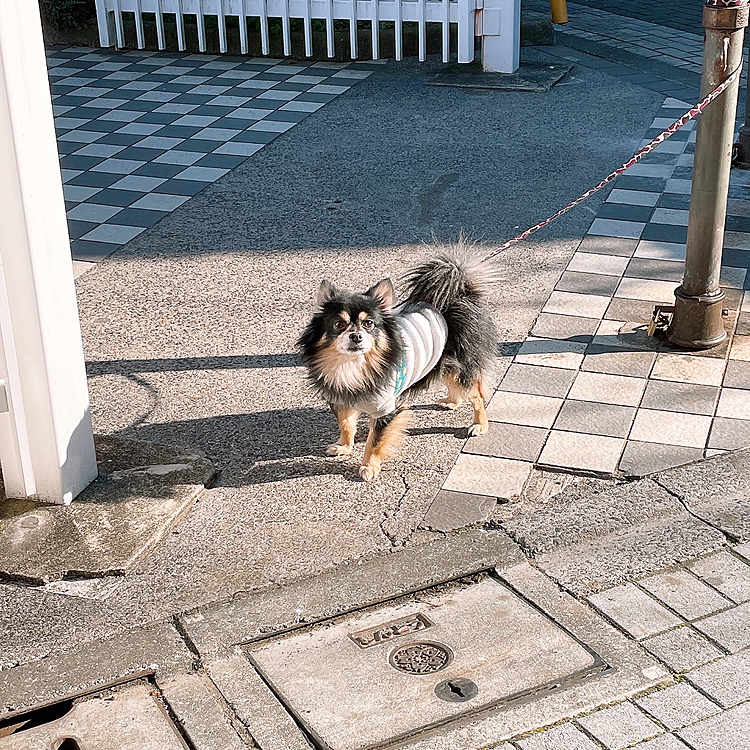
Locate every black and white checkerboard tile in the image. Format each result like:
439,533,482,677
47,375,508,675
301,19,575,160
49,47,376,263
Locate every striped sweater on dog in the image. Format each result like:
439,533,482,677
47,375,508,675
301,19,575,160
356,304,448,418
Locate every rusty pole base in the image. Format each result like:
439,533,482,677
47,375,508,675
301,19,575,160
666,285,727,349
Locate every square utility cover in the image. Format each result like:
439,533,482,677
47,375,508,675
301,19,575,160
245,574,608,750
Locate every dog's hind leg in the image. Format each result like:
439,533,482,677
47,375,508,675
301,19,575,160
360,409,410,481
327,407,359,456
437,372,465,410
467,379,489,437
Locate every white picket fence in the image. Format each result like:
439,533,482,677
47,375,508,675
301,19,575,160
94,0,480,64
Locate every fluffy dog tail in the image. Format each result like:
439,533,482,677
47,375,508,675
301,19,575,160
402,240,498,313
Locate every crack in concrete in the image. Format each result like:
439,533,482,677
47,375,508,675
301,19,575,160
652,477,742,544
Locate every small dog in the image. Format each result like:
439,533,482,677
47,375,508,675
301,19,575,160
297,249,498,481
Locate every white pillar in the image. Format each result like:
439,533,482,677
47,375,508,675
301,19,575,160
0,0,98,504
481,0,521,73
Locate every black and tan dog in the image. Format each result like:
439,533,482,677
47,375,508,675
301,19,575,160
297,249,497,481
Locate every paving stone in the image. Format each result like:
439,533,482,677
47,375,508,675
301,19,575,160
716,387,750,420
677,702,750,749
686,650,750,707
616,277,678,303
629,409,712,450
554,400,636,438
543,291,611,320
707,417,750,451
737,543,750,561
588,583,682,639
567,251,630,276
531,312,599,342
635,682,720,730
498,364,575,398
582,345,657,377
463,423,549,462
487,391,564,428
640,380,719,416
568,371,647,407
634,239,685,261
642,626,724,673
688,551,750,604
538,431,624,474
651,353,726,386
556,271,621,296
515,337,588,370
693,602,750,652
639,569,733,620
724,360,750,390
589,218,646,239
604,297,657,323
517,723,601,750
577,701,662,749
625,257,683,282
443,454,532,499
577,235,639,256
618,441,703,477
631,735,692,750
422,490,497,532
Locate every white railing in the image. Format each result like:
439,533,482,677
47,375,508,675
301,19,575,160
95,0,478,63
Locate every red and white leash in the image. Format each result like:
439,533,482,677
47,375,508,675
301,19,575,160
480,65,744,263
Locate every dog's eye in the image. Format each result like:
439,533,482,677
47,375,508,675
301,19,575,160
362,319,374,331
334,320,347,332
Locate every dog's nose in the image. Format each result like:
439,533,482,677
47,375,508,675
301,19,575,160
349,332,363,344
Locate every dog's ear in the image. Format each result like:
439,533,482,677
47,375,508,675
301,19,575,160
365,278,394,311
316,279,338,306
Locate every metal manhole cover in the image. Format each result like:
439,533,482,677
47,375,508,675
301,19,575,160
389,642,453,674
244,574,609,750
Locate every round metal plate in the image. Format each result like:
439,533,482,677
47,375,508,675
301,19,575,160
434,677,479,703
388,642,453,675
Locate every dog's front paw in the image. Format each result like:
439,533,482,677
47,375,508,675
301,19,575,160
467,422,488,437
327,444,353,457
359,464,380,482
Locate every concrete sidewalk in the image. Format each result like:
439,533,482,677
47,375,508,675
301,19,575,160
1,4,750,749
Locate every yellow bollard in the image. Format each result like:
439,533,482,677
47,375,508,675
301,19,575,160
551,0,568,23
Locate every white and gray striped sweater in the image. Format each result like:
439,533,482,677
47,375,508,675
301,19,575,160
355,304,448,418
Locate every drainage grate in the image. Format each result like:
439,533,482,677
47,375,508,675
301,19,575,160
244,572,610,750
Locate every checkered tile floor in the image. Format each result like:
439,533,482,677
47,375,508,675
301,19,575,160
443,96,750,497
48,47,374,264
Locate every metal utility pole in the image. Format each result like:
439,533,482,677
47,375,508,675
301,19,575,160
667,0,749,349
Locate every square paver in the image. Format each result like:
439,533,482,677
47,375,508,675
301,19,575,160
542,291,611,320
421,490,496,533
629,735,692,750
497,364,575,398
686,650,750,707
486,391,563,428
442,454,532,500
514,337,588,370
588,218,646,239
577,236,638,256
625,258,683,282
688,551,750,604
635,683,720,731
692,602,750,652
605,297,657,323
588,583,682,639
634,240,686,261
724,360,750,390
678,704,750,750
716,388,750,420
577,702,662,749
639,570,732,621
531,313,598,342
730,335,750,362
463,423,549,462
556,271,621,297
568,370,647,407
640,380,719,415
607,189,661,207
629,409,712,449
554,400,636,438
538,431,624,474
616,277,678,303
582,345,657,377
618,441,703,477
517,723,601,750
642,626,725,673
651,354,726,386
566,251,630,276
